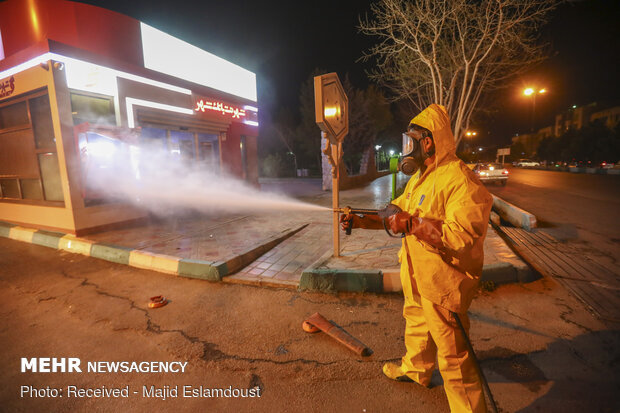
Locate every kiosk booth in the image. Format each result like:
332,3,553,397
0,0,259,235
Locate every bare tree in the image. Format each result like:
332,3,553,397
359,0,559,147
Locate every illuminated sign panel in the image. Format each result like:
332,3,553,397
65,58,117,96
195,99,246,119
140,23,257,102
193,97,258,126
0,75,15,98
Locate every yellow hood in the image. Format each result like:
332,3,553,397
409,104,456,165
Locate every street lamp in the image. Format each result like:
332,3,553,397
374,145,382,170
523,87,547,132
460,131,477,153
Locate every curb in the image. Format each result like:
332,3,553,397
492,195,537,231
298,241,533,294
0,220,306,282
299,249,384,293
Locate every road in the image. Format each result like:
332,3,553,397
486,167,620,269
1,234,619,412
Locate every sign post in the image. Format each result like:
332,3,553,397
497,147,510,165
314,73,348,257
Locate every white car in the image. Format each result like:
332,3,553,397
516,159,540,167
474,163,509,185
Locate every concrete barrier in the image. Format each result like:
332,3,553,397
492,195,537,231
526,165,620,175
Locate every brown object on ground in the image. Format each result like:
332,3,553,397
148,295,168,308
303,312,373,356
302,320,320,333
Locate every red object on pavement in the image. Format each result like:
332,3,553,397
148,295,168,308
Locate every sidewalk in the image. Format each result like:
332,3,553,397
1,174,532,291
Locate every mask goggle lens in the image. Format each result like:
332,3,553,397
402,132,418,155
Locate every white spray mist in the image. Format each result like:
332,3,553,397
81,131,328,215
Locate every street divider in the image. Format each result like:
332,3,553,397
523,165,620,175
491,195,537,231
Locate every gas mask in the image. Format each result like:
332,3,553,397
398,130,433,175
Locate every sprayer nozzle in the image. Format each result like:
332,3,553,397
333,206,352,215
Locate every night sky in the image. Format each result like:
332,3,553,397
76,0,619,148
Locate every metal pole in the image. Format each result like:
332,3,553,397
332,143,340,257
531,95,536,132
391,172,396,201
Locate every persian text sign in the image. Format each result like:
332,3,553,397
0,76,15,98
194,99,246,119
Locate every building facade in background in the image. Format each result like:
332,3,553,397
512,103,619,158
0,0,259,235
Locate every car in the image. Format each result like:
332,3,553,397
473,163,509,185
516,159,540,167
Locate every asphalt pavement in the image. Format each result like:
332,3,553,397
1,235,618,412
487,167,620,264
487,167,620,323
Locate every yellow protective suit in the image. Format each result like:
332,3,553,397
390,104,492,413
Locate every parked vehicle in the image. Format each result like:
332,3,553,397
473,163,509,185
516,159,540,167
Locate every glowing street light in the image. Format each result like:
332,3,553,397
324,107,338,117
523,86,547,132
465,131,477,137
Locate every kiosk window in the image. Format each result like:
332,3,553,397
30,95,56,149
0,91,64,205
0,100,28,129
170,130,195,161
71,93,115,126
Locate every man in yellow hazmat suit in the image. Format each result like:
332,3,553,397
341,104,493,413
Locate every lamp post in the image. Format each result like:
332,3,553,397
523,87,546,132
462,130,477,153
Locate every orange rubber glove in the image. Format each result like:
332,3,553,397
387,211,444,249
